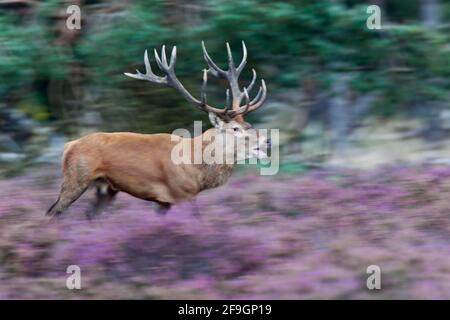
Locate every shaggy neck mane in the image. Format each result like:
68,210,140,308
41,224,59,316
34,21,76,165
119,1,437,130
192,128,235,191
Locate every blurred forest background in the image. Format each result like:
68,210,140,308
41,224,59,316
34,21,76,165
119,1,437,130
2,0,450,300
0,0,450,173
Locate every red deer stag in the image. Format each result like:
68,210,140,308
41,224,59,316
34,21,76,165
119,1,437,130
47,41,269,218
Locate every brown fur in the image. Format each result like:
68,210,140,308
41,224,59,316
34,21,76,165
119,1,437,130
46,129,235,217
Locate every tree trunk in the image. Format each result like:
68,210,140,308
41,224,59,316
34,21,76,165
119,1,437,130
328,74,352,151
421,0,441,28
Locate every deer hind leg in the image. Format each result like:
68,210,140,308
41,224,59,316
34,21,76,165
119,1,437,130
46,165,91,217
46,179,90,217
85,182,118,219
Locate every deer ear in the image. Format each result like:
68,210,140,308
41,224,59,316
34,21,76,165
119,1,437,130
208,113,225,129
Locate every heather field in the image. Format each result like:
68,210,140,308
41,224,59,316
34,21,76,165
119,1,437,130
1,165,450,299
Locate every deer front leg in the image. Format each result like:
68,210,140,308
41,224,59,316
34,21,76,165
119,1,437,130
85,183,118,219
190,199,201,218
155,201,172,215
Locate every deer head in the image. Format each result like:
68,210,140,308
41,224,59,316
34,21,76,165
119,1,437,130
125,41,269,162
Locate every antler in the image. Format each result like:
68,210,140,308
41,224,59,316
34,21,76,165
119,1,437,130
201,41,267,118
125,42,267,120
125,45,229,116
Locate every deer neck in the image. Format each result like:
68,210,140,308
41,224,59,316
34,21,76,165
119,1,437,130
192,128,235,191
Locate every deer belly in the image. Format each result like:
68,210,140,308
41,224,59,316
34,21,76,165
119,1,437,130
101,168,176,204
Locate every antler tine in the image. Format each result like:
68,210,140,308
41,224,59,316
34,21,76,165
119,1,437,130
226,42,235,70
201,41,227,78
247,69,257,93
250,84,263,105
124,50,167,83
169,46,177,70
154,48,164,70
236,40,247,75
201,69,208,105
217,88,231,120
241,87,251,114
248,79,267,111
161,45,168,68
225,89,230,111
124,69,145,80
228,87,250,117
144,49,152,75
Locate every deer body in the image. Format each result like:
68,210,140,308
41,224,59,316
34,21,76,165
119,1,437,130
47,41,268,218
58,131,233,207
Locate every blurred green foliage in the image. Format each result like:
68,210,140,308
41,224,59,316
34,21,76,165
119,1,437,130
0,0,449,133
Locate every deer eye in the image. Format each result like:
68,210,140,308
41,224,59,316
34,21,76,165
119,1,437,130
233,127,239,132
